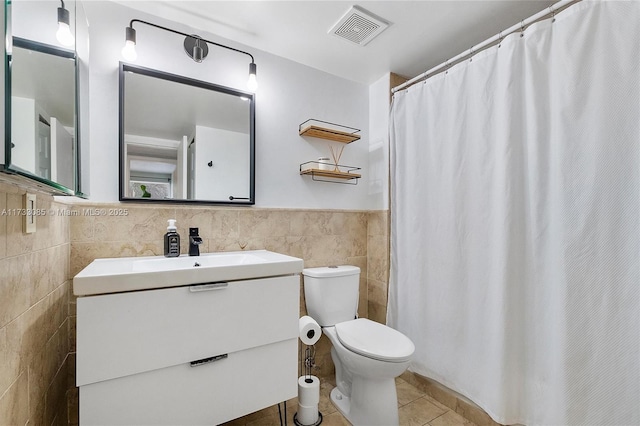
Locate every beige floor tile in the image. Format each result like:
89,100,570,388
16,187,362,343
314,378,337,416
429,410,475,426
424,394,452,412
222,376,437,426
220,418,246,426
399,396,447,426
396,377,426,407
245,411,283,426
283,401,299,425
320,411,352,426
220,404,278,426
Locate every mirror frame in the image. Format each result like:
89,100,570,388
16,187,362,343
118,62,256,205
74,0,90,198
4,36,78,195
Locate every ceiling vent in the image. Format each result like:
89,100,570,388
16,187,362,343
329,5,390,46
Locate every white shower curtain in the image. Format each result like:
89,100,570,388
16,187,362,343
388,2,639,425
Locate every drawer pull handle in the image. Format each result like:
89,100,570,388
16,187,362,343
190,354,228,367
189,282,229,292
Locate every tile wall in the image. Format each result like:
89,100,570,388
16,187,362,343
0,179,72,426
367,210,390,323
68,203,377,389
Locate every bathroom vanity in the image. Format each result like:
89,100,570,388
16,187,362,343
74,250,303,425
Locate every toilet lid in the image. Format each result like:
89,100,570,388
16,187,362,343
335,319,415,362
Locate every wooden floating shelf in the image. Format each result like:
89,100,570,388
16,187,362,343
298,119,361,144
299,125,361,144
300,168,361,180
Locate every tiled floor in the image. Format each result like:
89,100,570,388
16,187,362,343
222,377,476,426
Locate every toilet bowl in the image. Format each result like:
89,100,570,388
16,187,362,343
323,320,413,425
302,266,415,426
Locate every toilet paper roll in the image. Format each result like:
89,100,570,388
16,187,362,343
299,316,321,345
297,402,319,425
298,375,320,405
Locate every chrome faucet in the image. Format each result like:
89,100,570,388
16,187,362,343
189,227,203,256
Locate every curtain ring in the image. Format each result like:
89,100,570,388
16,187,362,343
498,31,503,48
445,60,449,75
520,20,525,37
469,46,474,62
549,5,556,22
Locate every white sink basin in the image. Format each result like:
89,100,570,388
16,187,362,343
131,252,269,272
73,250,303,296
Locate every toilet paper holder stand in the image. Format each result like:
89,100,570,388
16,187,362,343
302,344,315,380
292,343,323,426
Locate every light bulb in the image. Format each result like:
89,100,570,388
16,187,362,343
247,62,258,91
56,5,74,46
122,26,137,61
121,40,137,61
247,74,258,91
56,21,74,46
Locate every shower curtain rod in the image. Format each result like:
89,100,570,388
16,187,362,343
392,0,579,93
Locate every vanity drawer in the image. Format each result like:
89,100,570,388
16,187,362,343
77,275,299,386
79,338,298,425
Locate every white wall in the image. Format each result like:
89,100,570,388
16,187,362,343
368,73,392,210
84,1,377,210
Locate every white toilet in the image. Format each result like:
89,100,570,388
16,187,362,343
303,266,415,426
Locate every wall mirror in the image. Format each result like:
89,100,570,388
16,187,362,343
3,0,90,196
10,38,76,190
119,63,255,205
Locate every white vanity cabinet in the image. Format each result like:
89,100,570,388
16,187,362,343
74,250,303,425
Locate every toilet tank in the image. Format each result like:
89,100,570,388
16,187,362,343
303,265,360,326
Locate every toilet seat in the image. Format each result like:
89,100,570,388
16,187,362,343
335,318,415,362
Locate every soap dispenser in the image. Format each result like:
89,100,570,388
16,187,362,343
164,219,180,257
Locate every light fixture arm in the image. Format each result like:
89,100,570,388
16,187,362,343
127,19,255,64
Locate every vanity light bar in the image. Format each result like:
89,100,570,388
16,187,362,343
121,19,258,91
